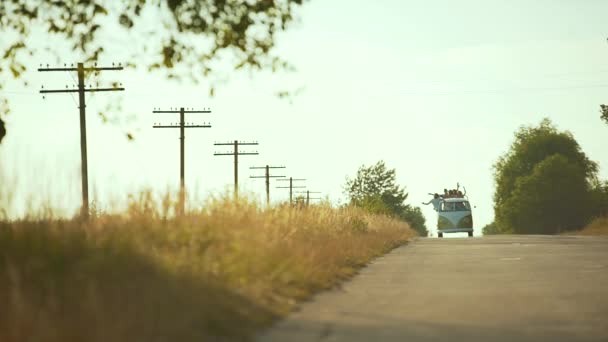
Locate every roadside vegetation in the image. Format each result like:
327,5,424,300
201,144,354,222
343,160,428,236
0,193,415,342
484,118,608,235
575,216,608,236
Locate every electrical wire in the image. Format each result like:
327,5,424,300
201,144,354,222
397,84,608,96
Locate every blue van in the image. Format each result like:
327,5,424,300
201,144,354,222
437,198,474,238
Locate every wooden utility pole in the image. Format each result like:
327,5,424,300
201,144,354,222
39,62,124,220
276,177,306,205
152,107,212,215
214,141,259,199
250,165,286,206
296,190,322,206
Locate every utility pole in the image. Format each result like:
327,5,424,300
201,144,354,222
39,62,124,220
276,177,306,205
214,140,259,199
250,165,286,206
295,190,322,206
152,107,211,216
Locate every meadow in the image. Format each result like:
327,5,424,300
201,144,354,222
0,193,416,341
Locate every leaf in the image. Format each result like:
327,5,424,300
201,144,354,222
98,112,108,123
0,0,306,136
9,65,21,78
0,117,5,144
93,4,108,16
2,42,25,59
119,14,134,28
600,104,608,124
147,63,161,71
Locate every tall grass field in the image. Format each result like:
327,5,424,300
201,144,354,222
0,193,416,341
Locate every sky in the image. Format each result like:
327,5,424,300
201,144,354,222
1,0,608,236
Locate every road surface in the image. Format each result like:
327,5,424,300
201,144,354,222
257,235,608,342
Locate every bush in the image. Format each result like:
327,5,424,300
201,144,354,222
574,216,608,236
481,221,511,235
399,206,428,236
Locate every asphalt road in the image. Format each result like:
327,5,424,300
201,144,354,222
257,235,608,342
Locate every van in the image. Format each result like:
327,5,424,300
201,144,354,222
437,198,473,238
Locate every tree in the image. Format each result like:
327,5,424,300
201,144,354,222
499,155,592,234
344,161,408,215
352,194,392,216
399,205,428,236
493,118,598,234
344,160,427,235
0,0,306,143
590,180,608,218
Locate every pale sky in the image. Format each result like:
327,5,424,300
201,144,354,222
1,0,608,236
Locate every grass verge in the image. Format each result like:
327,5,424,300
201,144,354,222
0,194,415,341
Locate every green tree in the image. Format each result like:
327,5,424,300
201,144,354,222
0,0,306,143
493,118,598,234
353,194,392,216
344,161,427,235
400,205,428,236
601,105,608,126
500,155,592,233
344,161,408,214
590,180,608,218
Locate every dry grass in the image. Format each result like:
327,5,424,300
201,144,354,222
575,216,608,236
0,193,415,342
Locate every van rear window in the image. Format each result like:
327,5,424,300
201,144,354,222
441,201,470,212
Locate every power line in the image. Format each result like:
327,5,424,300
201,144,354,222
295,190,322,206
389,70,608,88
152,107,212,216
38,62,124,220
276,177,306,205
250,165,286,206
398,84,608,96
7,81,608,98
214,140,259,199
